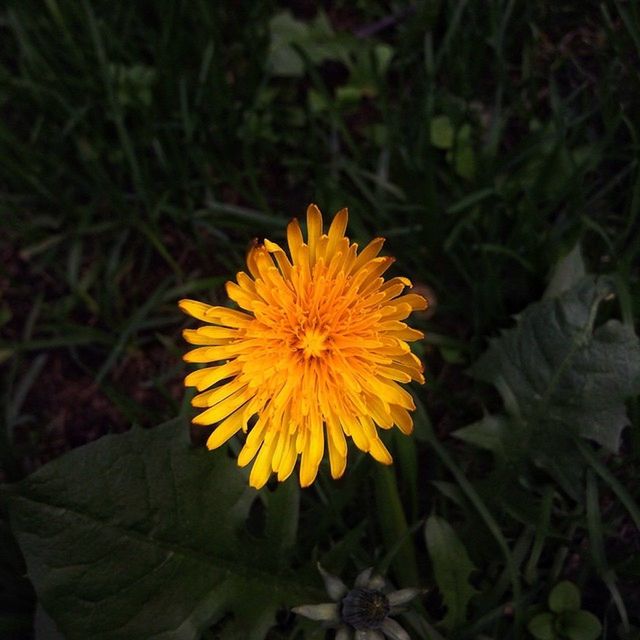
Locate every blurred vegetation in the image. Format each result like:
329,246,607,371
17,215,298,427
1,1,640,639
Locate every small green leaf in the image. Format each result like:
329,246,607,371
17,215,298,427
452,414,513,458
373,44,394,75
425,515,477,630
430,115,454,149
6,419,315,640
452,125,476,180
549,581,581,613
528,612,556,640
559,610,602,640
267,12,308,76
267,10,347,78
308,88,329,113
336,85,364,105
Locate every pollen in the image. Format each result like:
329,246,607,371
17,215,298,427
298,328,328,358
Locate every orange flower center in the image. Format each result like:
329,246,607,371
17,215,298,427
298,327,328,358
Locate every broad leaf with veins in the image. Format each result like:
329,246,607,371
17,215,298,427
5,418,313,640
471,277,640,453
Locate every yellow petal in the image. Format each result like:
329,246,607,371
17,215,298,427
245,242,261,279
306,203,323,266
390,404,414,435
350,237,385,274
182,325,239,345
342,411,369,452
226,281,257,311
387,327,425,341
326,411,347,457
193,387,254,425
249,431,279,489
236,270,257,292
264,239,293,279
204,307,253,328
393,293,428,310
271,427,289,472
359,258,395,293
178,299,216,322
326,422,347,480
326,238,350,278
287,218,304,265
206,405,248,449
365,394,395,428
376,340,411,357
368,436,393,465
376,365,412,384
184,362,241,390
183,344,246,363
182,328,231,346
379,303,413,320
237,416,269,467
276,436,298,482
192,376,247,408
379,320,409,332
300,427,324,488
326,208,348,258
366,377,415,410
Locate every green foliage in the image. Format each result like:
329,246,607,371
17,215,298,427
107,63,157,109
425,515,478,630
430,116,455,150
374,466,419,588
5,418,315,640
528,582,602,640
456,275,640,493
268,11,347,77
549,581,581,614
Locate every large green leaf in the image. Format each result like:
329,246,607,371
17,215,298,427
472,277,640,452
4,418,314,640
425,515,477,630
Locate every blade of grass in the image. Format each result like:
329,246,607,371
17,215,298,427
577,440,640,531
94,280,171,384
585,469,629,631
524,485,554,585
83,0,145,205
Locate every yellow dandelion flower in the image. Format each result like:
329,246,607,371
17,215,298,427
179,204,427,489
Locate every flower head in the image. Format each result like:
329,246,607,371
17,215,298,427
293,563,421,640
179,204,426,488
